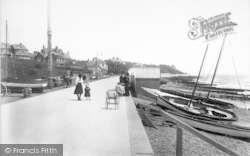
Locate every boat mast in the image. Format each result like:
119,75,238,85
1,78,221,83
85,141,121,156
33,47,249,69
188,43,209,106
207,34,227,98
5,20,8,78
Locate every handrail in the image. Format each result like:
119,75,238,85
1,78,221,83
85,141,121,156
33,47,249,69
137,103,239,156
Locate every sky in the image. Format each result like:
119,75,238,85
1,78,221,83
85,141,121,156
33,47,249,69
1,0,250,76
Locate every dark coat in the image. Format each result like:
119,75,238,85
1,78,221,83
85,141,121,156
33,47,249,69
119,75,125,84
84,87,91,97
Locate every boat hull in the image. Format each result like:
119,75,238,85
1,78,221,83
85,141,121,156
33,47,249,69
157,95,237,122
2,82,47,93
160,87,241,109
165,110,250,139
141,87,238,122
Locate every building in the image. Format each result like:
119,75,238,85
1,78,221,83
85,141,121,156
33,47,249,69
1,43,33,59
87,57,108,79
1,43,13,57
11,43,33,59
33,45,71,67
129,67,160,97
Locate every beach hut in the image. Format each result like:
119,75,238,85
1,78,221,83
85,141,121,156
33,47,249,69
129,67,160,97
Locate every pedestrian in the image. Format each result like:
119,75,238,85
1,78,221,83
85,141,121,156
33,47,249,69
115,82,125,96
119,72,125,84
124,72,130,96
64,75,69,87
84,83,91,100
74,73,84,100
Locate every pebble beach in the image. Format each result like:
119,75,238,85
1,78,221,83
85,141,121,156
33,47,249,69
144,107,250,156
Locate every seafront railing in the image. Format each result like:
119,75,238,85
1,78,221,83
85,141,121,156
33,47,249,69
137,103,239,156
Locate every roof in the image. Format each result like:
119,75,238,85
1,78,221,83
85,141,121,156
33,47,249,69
42,46,70,60
63,53,71,59
11,43,28,50
87,58,103,67
33,52,48,58
1,43,11,49
43,47,63,54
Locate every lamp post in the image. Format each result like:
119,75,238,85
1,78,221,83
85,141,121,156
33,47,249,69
5,20,8,78
47,0,53,88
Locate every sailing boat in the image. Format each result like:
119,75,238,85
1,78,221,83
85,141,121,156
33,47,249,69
161,35,249,103
1,21,47,93
142,35,239,122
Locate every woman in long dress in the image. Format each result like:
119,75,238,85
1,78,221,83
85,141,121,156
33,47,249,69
74,73,84,100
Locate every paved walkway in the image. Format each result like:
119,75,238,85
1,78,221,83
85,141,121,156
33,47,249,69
0,76,150,156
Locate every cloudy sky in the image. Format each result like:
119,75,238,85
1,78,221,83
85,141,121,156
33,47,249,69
1,0,250,76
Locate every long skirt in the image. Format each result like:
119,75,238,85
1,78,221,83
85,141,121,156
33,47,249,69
84,91,90,97
74,83,83,94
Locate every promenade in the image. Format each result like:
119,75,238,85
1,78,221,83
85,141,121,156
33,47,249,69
0,76,153,156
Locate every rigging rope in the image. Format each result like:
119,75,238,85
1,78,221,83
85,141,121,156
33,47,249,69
228,38,242,90
228,37,247,109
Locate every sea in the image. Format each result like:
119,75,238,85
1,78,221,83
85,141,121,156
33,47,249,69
199,74,250,90
199,74,250,109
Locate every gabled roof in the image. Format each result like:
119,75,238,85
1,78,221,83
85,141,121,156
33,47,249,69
11,43,28,50
43,47,63,54
1,43,11,49
19,44,28,50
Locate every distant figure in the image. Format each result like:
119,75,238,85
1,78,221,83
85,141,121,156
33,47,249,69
84,83,91,100
115,82,125,96
82,75,87,81
64,75,70,87
119,73,125,84
124,72,130,96
74,73,84,100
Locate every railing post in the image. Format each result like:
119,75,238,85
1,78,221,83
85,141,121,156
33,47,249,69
176,126,183,156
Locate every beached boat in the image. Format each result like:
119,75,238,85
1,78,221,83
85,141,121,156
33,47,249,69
160,83,250,101
163,109,250,139
159,88,236,109
142,87,238,122
1,81,47,93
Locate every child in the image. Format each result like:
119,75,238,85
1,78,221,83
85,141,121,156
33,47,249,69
84,83,91,100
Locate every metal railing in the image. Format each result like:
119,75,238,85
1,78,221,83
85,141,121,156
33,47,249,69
137,103,239,156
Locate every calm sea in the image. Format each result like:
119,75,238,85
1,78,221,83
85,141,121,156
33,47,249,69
198,74,250,109
199,74,250,90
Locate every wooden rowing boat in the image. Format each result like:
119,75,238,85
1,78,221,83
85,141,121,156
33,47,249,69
163,109,250,138
142,87,238,122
